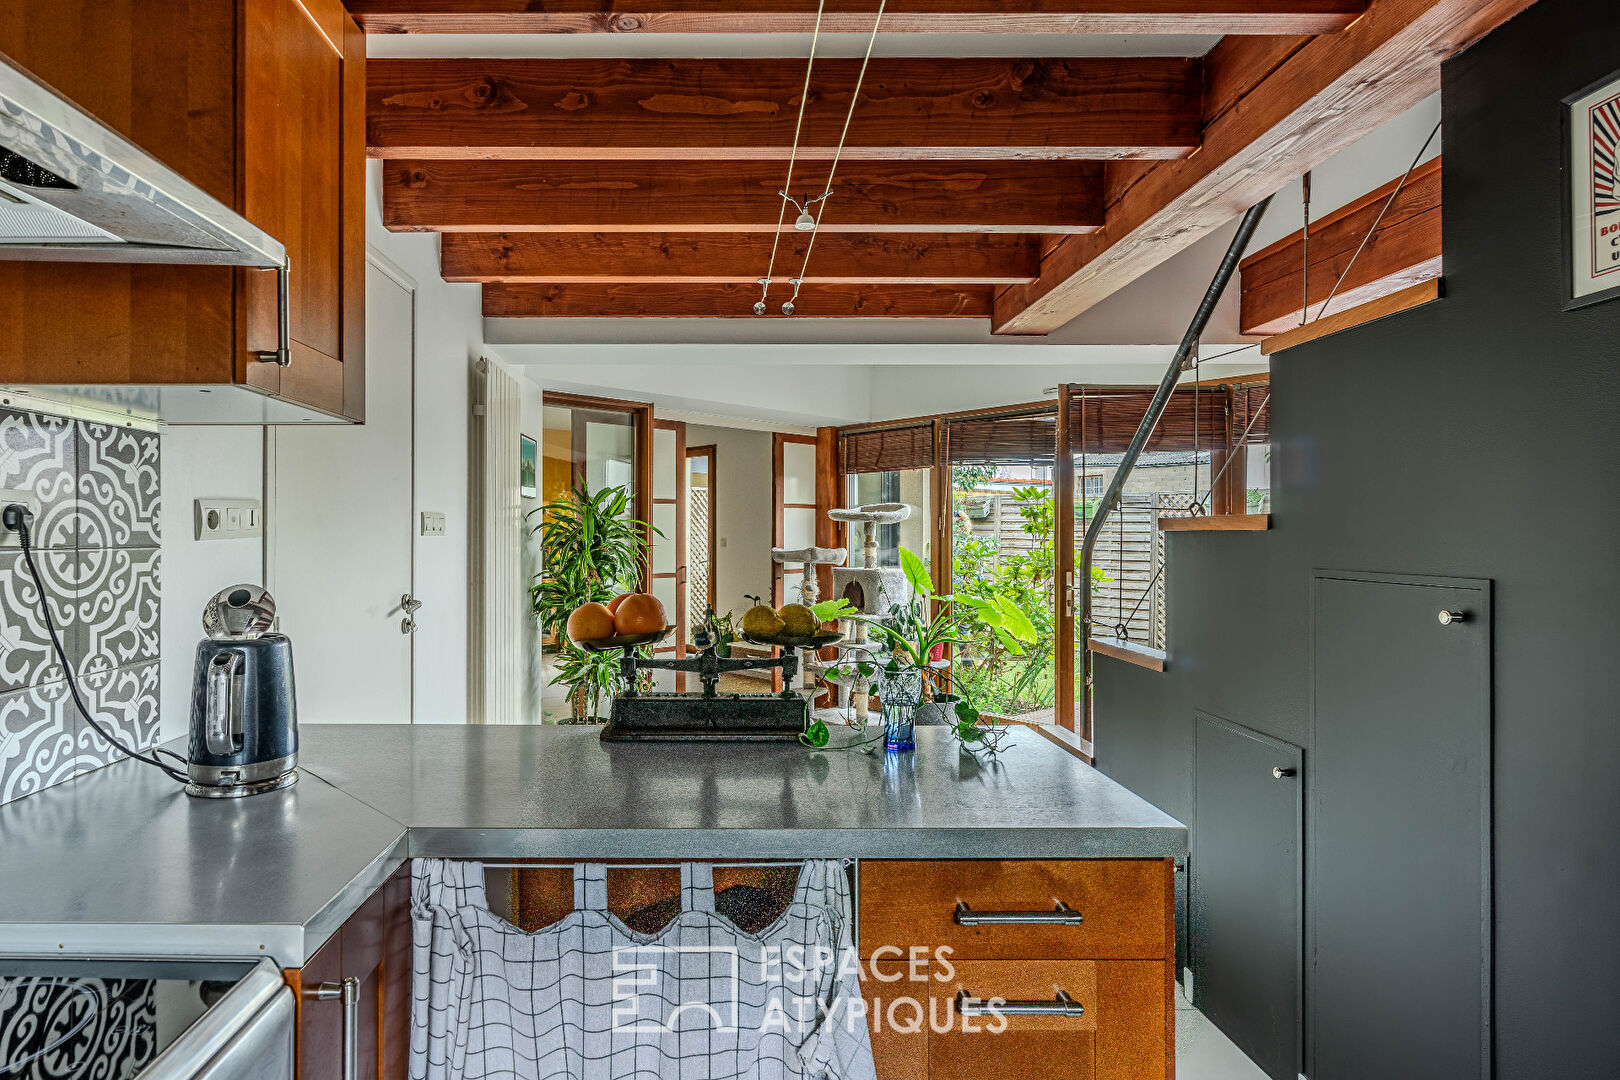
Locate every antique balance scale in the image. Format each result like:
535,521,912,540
588,610,841,742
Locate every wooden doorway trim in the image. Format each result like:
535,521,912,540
542,390,654,589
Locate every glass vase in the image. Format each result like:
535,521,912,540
879,667,923,752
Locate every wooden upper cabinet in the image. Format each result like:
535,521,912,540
0,0,366,422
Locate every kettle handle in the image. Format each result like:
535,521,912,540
205,651,243,756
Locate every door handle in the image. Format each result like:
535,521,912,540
953,900,1084,926
955,988,1085,1018
402,594,423,614
1438,609,1468,625
306,977,359,1080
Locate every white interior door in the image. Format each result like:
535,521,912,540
269,260,415,723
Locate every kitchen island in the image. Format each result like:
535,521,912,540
0,724,1185,1080
0,725,1183,963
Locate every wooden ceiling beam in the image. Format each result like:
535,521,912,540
992,0,1536,335
350,1,1366,36
383,159,1105,234
367,57,1201,161
1239,155,1441,335
482,282,992,318
442,232,1040,284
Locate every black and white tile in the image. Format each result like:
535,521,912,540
76,422,161,549
0,549,80,692
74,662,160,773
0,678,74,804
73,548,160,676
0,406,77,550
0,407,162,805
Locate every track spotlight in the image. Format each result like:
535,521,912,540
781,300,795,316
754,300,767,316
794,208,817,231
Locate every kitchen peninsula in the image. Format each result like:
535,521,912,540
0,725,1184,1079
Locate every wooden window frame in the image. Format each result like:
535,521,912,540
685,444,718,617
541,390,654,591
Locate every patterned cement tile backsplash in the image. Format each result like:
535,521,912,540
75,547,161,675
0,406,161,805
77,422,161,549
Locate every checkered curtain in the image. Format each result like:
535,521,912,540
411,860,875,1080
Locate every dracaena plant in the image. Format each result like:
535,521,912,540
528,482,655,638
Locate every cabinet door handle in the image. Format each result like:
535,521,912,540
307,976,360,1080
253,263,292,368
955,988,1085,1018
953,900,1084,926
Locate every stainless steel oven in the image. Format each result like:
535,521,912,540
0,957,292,1080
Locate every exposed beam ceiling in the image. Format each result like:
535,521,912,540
366,57,1202,160
361,0,1534,332
992,0,1538,333
350,1,1366,37
1240,155,1441,334
382,160,1105,233
440,232,1041,283
482,282,992,318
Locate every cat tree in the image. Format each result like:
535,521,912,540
823,503,914,724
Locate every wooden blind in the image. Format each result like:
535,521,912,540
839,424,934,474
1067,387,1231,454
1230,384,1272,443
947,413,1059,465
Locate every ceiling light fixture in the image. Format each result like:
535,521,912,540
780,0,886,314
755,1,828,315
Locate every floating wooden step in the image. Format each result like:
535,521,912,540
1087,637,1167,672
1158,514,1271,531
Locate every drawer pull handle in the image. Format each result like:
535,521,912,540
955,988,1085,1018
953,900,1084,926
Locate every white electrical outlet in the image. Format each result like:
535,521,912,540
421,511,446,537
195,498,263,541
0,489,42,548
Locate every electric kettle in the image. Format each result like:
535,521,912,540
185,585,299,798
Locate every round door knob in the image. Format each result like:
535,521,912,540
1273,766,1296,779
1438,609,1468,625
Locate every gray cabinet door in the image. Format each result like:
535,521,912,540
1310,572,1491,1080
1192,712,1303,1080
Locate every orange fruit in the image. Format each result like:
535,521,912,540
614,593,667,636
606,592,635,615
566,602,618,643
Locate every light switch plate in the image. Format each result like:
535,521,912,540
421,511,446,537
0,489,43,548
195,498,262,541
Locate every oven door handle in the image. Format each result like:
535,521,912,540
137,958,295,1080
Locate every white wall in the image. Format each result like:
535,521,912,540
683,423,777,618
364,160,488,723
158,426,264,741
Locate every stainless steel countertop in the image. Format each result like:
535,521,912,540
0,724,1183,966
0,759,407,966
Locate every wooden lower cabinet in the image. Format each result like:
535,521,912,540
860,859,1175,1080
285,863,413,1080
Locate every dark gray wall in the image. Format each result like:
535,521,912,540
1092,1,1620,1075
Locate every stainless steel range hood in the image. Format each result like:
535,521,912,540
0,51,285,268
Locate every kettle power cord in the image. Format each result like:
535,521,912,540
4,502,189,784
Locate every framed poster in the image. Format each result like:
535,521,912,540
520,434,538,498
1567,69,1620,307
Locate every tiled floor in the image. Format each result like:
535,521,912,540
1176,981,1272,1080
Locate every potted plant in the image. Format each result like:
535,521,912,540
528,483,655,721
856,547,1037,749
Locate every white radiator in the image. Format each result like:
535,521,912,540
468,358,523,724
